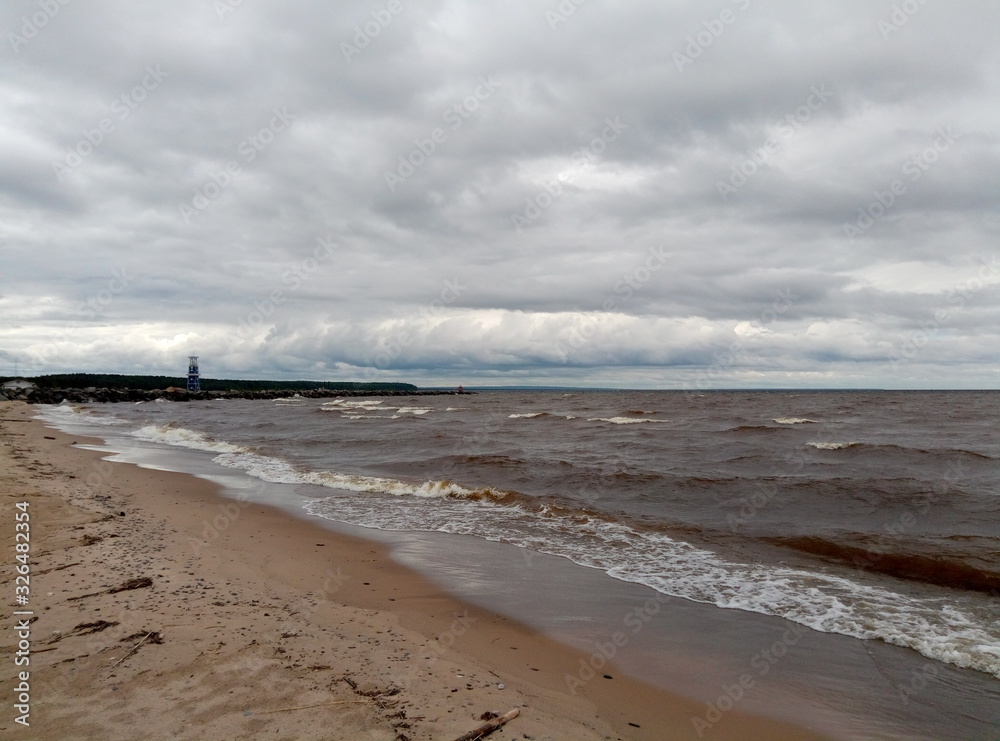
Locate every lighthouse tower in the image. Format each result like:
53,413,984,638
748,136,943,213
187,356,200,391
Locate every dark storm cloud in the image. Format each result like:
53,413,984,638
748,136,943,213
1,0,997,388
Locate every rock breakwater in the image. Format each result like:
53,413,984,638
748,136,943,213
0,387,471,405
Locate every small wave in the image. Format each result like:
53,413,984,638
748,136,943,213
508,412,582,421
765,535,1000,593
131,424,248,455
804,441,996,461
395,407,432,415
42,404,128,426
944,448,997,461
807,441,861,450
321,399,384,409
455,454,527,468
774,418,817,425
728,425,784,433
211,449,511,503
588,417,669,425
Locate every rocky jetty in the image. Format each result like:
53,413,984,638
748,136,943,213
0,386,471,405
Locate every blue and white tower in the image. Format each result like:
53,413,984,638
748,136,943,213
187,356,200,391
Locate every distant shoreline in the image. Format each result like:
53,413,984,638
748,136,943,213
0,386,472,404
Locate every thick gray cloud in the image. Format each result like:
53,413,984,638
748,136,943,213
1,0,998,388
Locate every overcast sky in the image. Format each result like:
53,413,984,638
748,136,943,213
1,0,998,388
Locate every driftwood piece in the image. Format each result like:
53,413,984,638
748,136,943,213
35,561,82,576
109,576,153,593
451,708,519,741
68,576,153,602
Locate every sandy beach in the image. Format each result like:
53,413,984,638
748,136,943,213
0,400,833,741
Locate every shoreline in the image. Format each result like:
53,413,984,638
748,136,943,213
0,401,833,740
0,387,469,405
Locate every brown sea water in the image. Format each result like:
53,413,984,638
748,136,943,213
40,389,1000,738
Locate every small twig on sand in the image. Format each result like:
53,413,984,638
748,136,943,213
256,700,368,714
108,631,153,670
451,708,519,741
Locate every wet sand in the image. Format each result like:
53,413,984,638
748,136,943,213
0,401,833,740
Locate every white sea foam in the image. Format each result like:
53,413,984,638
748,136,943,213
509,413,546,419
395,407,432,415
211,450,481,500
43,403,128,426
774,418,817,425
303,489,1000,680
131,424,248,454
807,441,861,450
588,417,669,425
321,399,384,410
123,421,476,501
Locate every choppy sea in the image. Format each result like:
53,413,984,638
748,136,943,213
39,390,1000,739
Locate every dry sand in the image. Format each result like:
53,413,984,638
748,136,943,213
0,401,833,740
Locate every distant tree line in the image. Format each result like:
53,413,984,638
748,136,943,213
4,373,416,392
